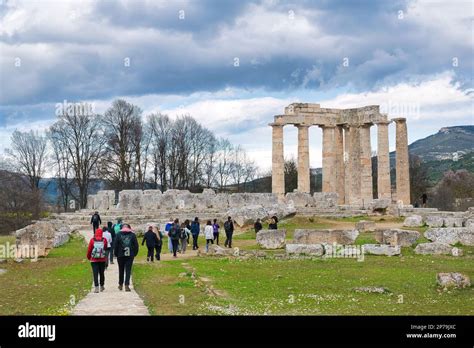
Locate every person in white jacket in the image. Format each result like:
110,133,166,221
204,220,214,252
102,226,113,269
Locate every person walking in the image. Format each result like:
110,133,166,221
191,217,200,250
165,218,174,253
86,228,108,293
153,225,163,261
142,225,159,262
224,216,234,248
204,220,214,252
107,221,116,264
185,219,191,246
168,219,181,257
421,193,428,208
212,219,220,245
114,224,139,292
254,218,263,234
102,226,113,269
90,211,102,233
179,222,190,254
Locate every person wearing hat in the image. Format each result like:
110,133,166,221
114,224,139,291
142,225,159,262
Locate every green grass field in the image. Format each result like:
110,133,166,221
133,247,474,315
1,216,473,316
0,235,91,315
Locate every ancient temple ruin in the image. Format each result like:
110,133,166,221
270,103,410,205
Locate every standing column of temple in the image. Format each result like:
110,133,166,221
394,118,410,205
347,125,361,205
343,126,351,204
334,125,345,204
376,121,392,199
271,124,285,196
359,123,373,205
297,124,310,193
321,125,337,193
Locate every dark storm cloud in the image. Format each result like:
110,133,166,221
0,0,471,117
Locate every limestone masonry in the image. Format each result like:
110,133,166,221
270,103,410,205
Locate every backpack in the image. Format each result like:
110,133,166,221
114,224,122,234
224,220,231,232
92,214,99,224
91,239,105,258
169,225,179,240
120,233,133,257
179,228,187,239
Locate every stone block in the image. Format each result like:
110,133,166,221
425,227,474,246
355,220,376,231
425,215,444,227
403,215,424,227
368,198,391,211
284,192,314,208
414,242,454,255
285,244,324,256
256,230,286,249
375,229,420,246
443,217,465,227
363,244,401,256
293,229,359,245
207,244,235,256
312,192,338,208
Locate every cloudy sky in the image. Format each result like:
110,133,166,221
0,0,472,171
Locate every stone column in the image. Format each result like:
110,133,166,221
296,124,310,193
334,125,345,204
359,123,373,205
321,125,336,193
394,118,410,204
376,121,391,200
347,125,361,205
271,123,285,196
343,125,351,205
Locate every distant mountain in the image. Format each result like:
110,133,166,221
39,178,105,204
423,151,474,183
407,125,474,161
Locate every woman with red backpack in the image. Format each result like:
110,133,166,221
86,228,108,293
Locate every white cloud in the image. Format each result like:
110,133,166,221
321,72,472,121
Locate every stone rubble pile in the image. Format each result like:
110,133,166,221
436,272,471,289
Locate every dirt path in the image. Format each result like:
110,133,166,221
72,230,149,316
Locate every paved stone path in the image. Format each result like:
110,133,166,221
72,230,149,316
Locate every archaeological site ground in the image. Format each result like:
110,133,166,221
1,1,472,346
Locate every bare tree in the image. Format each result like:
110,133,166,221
202,136,218,188
6,130,48,191
215,138,234,190
6,130,48,218
49,111,104,209
148,113,171,190
48,129,74,212
100,99,143,190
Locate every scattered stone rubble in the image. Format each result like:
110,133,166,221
436,272,471,289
